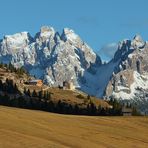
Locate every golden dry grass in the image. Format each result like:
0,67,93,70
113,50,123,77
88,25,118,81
0,67,109,108
0,106,148,148
23,86,109,108
45,88,109,108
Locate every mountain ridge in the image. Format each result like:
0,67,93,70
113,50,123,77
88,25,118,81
0,26,101,88
0,26,148,113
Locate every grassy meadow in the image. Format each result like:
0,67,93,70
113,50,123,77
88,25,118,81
0,106,148,148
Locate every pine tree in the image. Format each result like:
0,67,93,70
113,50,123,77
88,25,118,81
38,90,43,99
87,95,91,100
43,91,47,100
47,91,52,100
27,89,31,97
8,62,14,72
24,87,27,95
0,62,4,68
14,83,18,94
90,102,97,115
32,89,37,97
0,80,3,90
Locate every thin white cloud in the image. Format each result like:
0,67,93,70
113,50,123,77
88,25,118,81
98,43,118,62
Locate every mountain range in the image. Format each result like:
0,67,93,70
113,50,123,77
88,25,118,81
0,26,148,112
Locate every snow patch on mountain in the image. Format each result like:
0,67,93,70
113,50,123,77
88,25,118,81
80,60,120,97
0,26,102,93
112,71,148,100
1,25,148,108
0,32,32,56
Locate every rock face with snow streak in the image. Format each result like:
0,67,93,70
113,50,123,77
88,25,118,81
0,32,34,67
105,35,148,101
1,26,148,112
0,26,101,87
79,35,148,99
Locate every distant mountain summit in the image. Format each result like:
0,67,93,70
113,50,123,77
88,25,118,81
0,27,148,113
0,26,101,88
105,34,147,99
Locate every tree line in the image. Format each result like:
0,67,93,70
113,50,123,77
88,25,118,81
0,78,124,115
0,78,140,116
0,62,28,76
0,63,140,115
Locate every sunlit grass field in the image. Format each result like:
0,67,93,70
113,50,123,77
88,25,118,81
0,106,148,148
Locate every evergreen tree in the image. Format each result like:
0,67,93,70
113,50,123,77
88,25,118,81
47,91,52,100
97,105,102,115
24,87,27,95
0,80,3,90
43,91,47,100
87,95,91,100
132,106,141,116
13,83,18,94
74,104,79,114
90,102,97,115
100,107,106,115
0,62,4,68
38,90,43,99
32,89,37,97
108,97,122,115
8,62,14,72
27,89,31,97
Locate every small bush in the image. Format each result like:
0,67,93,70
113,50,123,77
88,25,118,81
76,94,85,99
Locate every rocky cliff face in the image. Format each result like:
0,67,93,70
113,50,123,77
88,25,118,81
0,26,101,88
105,35,148,99
103,35,148,113
1,26,148,110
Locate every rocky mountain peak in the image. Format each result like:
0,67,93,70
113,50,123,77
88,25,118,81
104,35,148,112
0,32,33,56
113,34,146,62
113,39,132,62
40,26,55,37
133,34,143,42
1,27,148,114
34,26,56,43
0,26,101,89
61,28,76,41
61,28,83,47
54,32,61,44
131,34,145,49
4,32,32,47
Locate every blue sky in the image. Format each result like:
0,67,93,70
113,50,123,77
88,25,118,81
0,0,148,60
